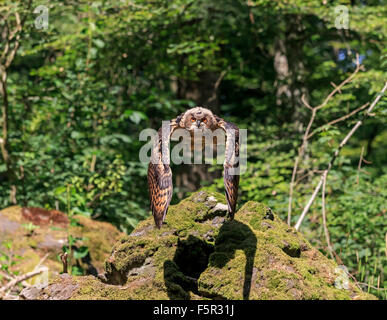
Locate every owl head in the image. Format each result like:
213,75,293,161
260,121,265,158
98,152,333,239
180,107,217,132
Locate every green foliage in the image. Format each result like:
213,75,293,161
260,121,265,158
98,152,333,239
60,184,90,276
0,240,23,278
21,222,39,236
326,172,387,298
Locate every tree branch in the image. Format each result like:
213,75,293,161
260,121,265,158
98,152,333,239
307,102,370,140
0,268,46,299
288,54,361,225
321,170,334,259
205,70,227,105
294,81,387,230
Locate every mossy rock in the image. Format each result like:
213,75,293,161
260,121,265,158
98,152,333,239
0,206,123,289
20,190,376,300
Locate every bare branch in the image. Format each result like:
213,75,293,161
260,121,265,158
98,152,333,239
294,81,387,230
0,251,49,295
358,282,387,292
0,270,30,288
316,53,360,110
0,271,15,282
288,53,364,225
35,253,49,270
301,93,313,110
356,145,365,184
330,81,341,94
307,102,370,139
206,70,227,104
0,268,45,299
60,252,68,274
287,107,316,225
321,170,334,259
294,177,323,230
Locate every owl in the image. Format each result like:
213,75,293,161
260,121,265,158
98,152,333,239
147,107,240,228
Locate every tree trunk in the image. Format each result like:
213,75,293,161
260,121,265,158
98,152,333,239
0,2,33,203
0,70,11,171
274,14,308,128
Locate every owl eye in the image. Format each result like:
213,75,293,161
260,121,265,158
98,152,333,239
191,118,195,122
203,119,207,123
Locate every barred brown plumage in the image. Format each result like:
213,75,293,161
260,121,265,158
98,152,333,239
148,107,240,228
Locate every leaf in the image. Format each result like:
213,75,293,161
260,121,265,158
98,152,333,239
54,186,67,195
93,39,105,48
73,246,89,259
124,110,147,124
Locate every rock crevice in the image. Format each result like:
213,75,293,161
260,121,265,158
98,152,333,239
20,190,377,300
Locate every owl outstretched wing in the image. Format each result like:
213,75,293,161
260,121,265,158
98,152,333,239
217,118,240,219
147,114,184,228
148,108,240,228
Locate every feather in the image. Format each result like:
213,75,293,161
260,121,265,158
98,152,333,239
147,114,184,228
148,163,173,228
218,120,240,219
147,107,240,228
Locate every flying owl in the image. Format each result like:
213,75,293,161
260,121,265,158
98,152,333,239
147,107,240,228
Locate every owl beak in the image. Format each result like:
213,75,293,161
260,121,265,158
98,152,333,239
196,120,201,127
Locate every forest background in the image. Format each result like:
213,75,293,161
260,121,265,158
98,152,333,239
0,0,386,298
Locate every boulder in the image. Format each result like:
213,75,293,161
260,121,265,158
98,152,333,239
0,206,123,291
19,190,376,300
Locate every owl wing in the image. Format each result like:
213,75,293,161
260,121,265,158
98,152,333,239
148,162,173,229
147,114,185,228
217,118,240,219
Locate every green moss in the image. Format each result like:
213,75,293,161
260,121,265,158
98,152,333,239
22,189,378,300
